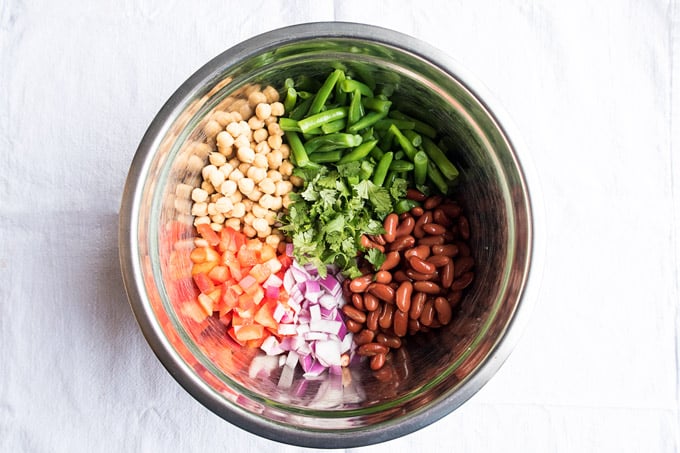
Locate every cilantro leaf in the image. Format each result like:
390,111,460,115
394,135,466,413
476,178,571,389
365,248,386,270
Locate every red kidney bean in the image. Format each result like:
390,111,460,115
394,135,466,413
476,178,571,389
422,223,446,235
440,203,461,218
413,281,441,295
358,342,389,356
427,255,450,268
443,229,456,242
380,251,401,271
396,281,413,313
432,244,459,257
370,352,387,370
434,296,452,325
360,234,385,252
404,244,430,260
419,300,435,326
406,188,427,201
345,319,363,333
417,235,446,246
408,318,421,334
458,215,470,240
447,290,463,307
351,293,365,311
393,309,409,337
441,259,454,288
393,270,410,282
375,270,393,284
349,275,373,293
370,234,386,246
377,333,402,349
389,235,416,252
413,211,432,238
354,329,375,345
451,271,474,290
383,213,399,243
433,208,452,227
423,195,443,210
409,292,427,319
455,240,471,257
454,256,474,277
342,278,352,299
378,303,394,329
368,283,395,303
395,215,415,237
405,269,437,281
410,206,424,217
363,293,380,311
342,304,367,323
366,310,379,331
409,256,436,274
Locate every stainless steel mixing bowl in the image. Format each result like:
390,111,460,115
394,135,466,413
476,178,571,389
119,22,543,448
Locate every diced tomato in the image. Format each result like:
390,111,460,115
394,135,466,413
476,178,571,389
221,284,240,313
246,329,270,348
238,292,257,312
233,324,265,343
263,257,282,274
254,301,278,330
196,223,221,246
249,263,271,284
191,260,218,275
206,288,222,303
197,293,214,316
246,238,263,253
259,244,277,262
221,251,243,281
237,246,258,267
193,272,215,294
238,275,257,292
219,227,246,253
227,326,245,346
278,253,293,269
208,265,230,284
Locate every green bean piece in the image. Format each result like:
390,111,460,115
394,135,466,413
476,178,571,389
374,119,416,130
321,118,347,134
284,130,311,167
297,107,348,133
360,160,374,180
394,151,405,161
403,129,422,147
361,97,392,113
309,150,343,163
335,70,347,106
394,199,419,214
348,90,364,126
337,139,378,164
283,87,297,114
372,151,394,186
389,124,418,161
340,79,374,97
279,117,301,132
296,91,313,100
284,78,295,89
422,137,459,180
426,160,449,194
413,150,428,185
389,111,437,138
370,145,385,161
296,75,322,92
384,170,398,189
347,111,388,134
289,97,314,121
308,69,344,116
304,133,363,154
389,160,415,172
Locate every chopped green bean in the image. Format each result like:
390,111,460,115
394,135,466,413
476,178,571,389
283,87,297,113
370,145,385,161
289,97,314,121
426,160,449,194
340,79,374,97
337,139,378,164
309,150,343,163
321,118,347,134
361,97,392,113
389,124,418,161
394,199,419,214
279,117,301,132
422,137,459,180
403,129,422,147
413,150,428,185
372,151,393,186
375,119,416,130
296,91,313,100
394,151,405,161
297,107,348,133
307,69,343,116
335,70,347,106
348,90,364,126
305,133,362,154
389,111,437,138
384,170,398,189
285,130,311,167
347,111,388,134
389,160,415,172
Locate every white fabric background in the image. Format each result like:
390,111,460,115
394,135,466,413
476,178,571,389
1,1,679,451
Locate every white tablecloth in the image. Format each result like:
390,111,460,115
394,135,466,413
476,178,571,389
1,1,678,451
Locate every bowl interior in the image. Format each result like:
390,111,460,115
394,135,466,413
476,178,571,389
125,29,532,444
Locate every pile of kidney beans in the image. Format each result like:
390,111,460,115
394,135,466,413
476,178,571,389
341,189,475,371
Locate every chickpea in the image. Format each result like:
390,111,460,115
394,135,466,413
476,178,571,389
231,203,246,218
212,110,233,127
267,170,283,182
248,116,265,131
191,187,208,203
263,86,280,103
208,169,225,188
226,121,241,138
228,191,243,204
176,183,193,199
279,160,293,176
267,122,282,137
201,164,218,181
218,163,234,178
246,188,263,202
215,197,233,214
255,103,272,121
219,180,237,196
275,180,293,197
238,162,251,175
243,224,257,238
259,194,282,210
266,150,283,169
242,199,254,211
238,177,255,195
203,119,222,139
282,193,293,208
194,215,210,226
233,134,250,150
252,153,268,169
186,154,205,173
211,213,225,224
248,91,267,108
239,102,253,120
216,131,234,155
243,212,255,226
228,157,240,168
209,152,227,167
279,143,290,159
258,178,276,195
228,169,244,182
255,141,270,154
230,111,243,123
237,146,255,164
265,234,281,248
224,217,241,231
253,217,270,234
191,202,208,217
267,134,282,150
209,193,221,203
289,175,304,187
210,222,223,232
264,211,277,226
247,166,267,184
253,128,268,144
270,101,285,117
200,180,215,194
252,203,268,218
207,202,218,216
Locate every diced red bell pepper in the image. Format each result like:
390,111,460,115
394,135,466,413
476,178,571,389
196,223,221,247
208,265,230,284
193,272,215,295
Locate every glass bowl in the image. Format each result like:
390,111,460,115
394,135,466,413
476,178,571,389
119,22,542,448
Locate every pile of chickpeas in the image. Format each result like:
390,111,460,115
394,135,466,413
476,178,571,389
189,85,302,248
